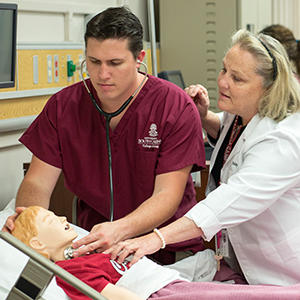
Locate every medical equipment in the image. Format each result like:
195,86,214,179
63,246,78,260
0,231,108,300
80,59,148,222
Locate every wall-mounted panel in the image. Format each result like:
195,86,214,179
0,43,84,120
17,48,83,90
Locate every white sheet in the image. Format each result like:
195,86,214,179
117,256,187,299
117,249,217,298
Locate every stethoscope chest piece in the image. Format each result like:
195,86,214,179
64,246,77,260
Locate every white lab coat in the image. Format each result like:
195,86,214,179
186,111,300,286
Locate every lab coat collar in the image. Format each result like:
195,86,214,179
222,113,262,170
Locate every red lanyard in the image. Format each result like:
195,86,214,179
223,115,243,164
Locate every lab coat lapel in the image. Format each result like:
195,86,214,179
221,114,261,180
208,114,235,174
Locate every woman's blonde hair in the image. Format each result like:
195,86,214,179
230,29,300,122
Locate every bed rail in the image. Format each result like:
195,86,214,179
0,231,108,300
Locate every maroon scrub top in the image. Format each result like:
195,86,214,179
20,75,206,259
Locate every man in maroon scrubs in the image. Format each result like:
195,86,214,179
3,6,206,264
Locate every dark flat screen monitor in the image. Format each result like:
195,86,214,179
0,3,17,89
158,70,186,89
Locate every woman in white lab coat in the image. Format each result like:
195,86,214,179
105,29,300,286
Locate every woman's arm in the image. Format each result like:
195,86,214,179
201,110,221,140
185,84,220,139
105,216,203,266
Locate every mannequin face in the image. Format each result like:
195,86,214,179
12,206,78,261
31,208,78,261
35,208,78,246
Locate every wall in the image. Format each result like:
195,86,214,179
0,0,149,209
273,0,300,39
240,0,300,40
239,0,272,32
0,129,32,209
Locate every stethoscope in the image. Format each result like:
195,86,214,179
80,59,148,222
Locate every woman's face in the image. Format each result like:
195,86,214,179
217,45,266,125
35,208,78,251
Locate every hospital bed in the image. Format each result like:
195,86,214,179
2,200,300,300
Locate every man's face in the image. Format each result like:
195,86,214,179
85,37,142,108
35,208,78,252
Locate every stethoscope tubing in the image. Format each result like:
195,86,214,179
80,59,148,221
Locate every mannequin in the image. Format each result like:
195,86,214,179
12,206,77,261
12,206,144,300
11,207,275,300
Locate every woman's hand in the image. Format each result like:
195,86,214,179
185,84,210,120
104,216,204,267
104,232,162,267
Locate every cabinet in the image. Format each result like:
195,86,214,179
159,0,272,111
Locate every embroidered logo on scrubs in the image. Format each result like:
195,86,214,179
138,123,161,149
110,259,129,275
149,124,158,137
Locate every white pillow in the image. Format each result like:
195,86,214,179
0,199,88,300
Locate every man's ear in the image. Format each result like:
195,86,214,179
137,50,146,66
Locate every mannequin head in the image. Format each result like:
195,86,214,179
12,206,78,262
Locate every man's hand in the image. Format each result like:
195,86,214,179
1,207,26,233
72,221,123,257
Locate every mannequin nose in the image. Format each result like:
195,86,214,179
59,216,67,223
